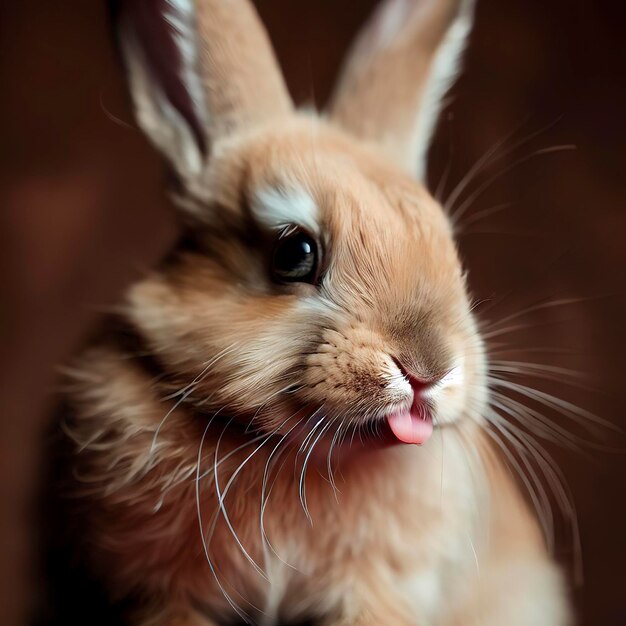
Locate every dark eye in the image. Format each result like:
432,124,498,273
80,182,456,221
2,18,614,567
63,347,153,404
271,227,320,284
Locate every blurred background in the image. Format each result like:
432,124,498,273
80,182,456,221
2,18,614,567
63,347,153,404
1,0,625,624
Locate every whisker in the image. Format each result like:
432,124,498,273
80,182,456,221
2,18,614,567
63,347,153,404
196,433,267,482
487,345,580,357
488,376,619,434
326,418,345,501
298,417,334,524
487,409,583,583
260,413,310,571
455,202,512,230
195,414,252,623
212,420,274,580
445,116,567,220
151,342,240,453
489,360,584,382
451,144,576,227
483,413,555,551
496,414,583,582
489,391,585,452
444,116,532,214
483,295,616,337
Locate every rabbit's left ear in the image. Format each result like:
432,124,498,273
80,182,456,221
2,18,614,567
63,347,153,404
115,0,292,187
328,0,474,181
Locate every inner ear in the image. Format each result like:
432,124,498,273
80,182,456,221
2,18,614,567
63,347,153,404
117,0,207,155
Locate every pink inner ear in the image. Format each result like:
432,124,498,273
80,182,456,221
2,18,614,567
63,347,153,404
120,0,207,154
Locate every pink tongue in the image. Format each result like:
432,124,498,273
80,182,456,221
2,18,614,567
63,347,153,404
387,408,433,445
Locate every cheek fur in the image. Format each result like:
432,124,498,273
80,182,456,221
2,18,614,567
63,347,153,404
127,273,316,419
301,322,411,421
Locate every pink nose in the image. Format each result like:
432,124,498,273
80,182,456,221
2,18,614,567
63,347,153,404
387,358,438,445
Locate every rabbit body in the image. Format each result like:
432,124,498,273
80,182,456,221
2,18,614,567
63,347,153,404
63,1,571,624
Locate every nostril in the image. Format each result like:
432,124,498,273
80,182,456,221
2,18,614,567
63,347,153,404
408,375,430,397
391,357,441,398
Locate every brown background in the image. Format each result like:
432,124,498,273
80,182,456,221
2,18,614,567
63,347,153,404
1,1,625,625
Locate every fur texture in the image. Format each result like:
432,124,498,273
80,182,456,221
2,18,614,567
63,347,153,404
62,1,571,624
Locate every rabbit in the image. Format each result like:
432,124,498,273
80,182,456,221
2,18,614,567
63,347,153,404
62,0,572,624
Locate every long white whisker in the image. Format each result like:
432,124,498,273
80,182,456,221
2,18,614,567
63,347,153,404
326,419,345,501
489,392,585,452
494,416,583,584
445,117,530,214
455,202,512,230
483,296,609,336
246,382,301,433
489,376,618,434
451,144,576,226
483,413,554,551
151,342,240,452
212,421,273,580
298,418,334,524
195,415,252,623
260,413,309,571
196,433,267,481
489,360,584,381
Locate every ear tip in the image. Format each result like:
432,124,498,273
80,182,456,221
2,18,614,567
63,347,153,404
329,0,477,179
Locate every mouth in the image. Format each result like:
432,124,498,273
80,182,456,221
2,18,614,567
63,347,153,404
298,403,434,463
318,401,435,453
207,398,435,456
385,402,434,445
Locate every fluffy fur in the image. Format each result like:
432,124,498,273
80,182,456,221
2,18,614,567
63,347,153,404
62,0,571,624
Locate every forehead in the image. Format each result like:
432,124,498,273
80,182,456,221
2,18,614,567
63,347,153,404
205,118,459,281
233,119,435,229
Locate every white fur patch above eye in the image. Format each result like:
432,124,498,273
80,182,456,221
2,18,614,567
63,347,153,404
252,186,319,234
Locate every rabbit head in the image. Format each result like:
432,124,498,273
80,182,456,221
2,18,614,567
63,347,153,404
117,0,486,447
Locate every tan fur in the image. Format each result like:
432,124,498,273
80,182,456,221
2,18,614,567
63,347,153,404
63,1,571,624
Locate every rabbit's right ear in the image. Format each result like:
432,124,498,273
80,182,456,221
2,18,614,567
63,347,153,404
115,0,293,185
329,0,474,181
